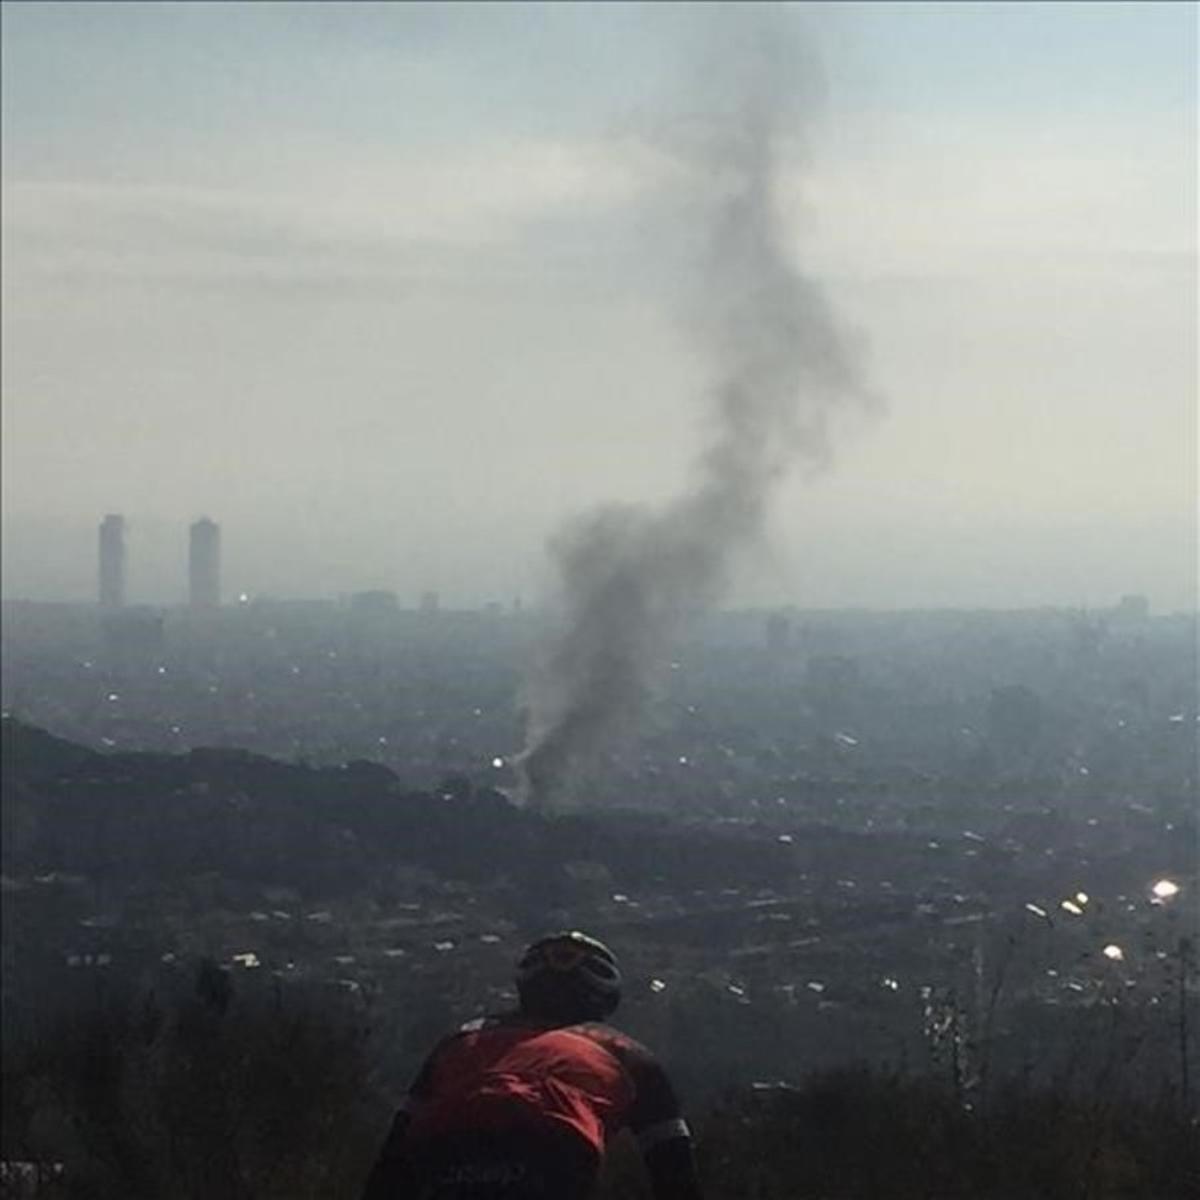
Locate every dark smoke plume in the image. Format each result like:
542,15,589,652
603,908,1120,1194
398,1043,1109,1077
517,19,875,807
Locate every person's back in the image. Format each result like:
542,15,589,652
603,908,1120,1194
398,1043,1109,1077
361,932,702,1200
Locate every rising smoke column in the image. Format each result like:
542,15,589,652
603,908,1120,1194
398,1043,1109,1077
518,22,874,807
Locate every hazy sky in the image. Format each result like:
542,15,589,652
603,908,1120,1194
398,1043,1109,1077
2,1,1195,611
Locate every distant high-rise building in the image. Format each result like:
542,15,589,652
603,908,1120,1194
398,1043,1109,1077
98,514,126,608
419,590,439,615
189,518,221,609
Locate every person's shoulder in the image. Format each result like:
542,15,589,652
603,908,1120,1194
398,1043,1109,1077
408,1012,524,1099
572,1022,661,1068
573,1023,685,1135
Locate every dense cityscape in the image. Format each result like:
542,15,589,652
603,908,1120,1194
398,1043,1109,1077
3,516,1195,1126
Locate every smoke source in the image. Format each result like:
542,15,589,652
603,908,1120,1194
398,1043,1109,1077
517,18,875,807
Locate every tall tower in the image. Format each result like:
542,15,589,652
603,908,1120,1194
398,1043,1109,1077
98,514,126,608
188,518,221,609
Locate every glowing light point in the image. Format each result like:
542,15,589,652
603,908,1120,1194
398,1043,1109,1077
1102,944,1124,962
1060,900,1084,916
1075,892,1089,906
491,757,504,769
1151,879,1180,901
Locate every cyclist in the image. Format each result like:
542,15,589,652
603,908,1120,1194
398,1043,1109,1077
361,930,702,1199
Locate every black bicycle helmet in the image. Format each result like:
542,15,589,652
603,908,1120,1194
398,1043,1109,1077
515,930,622,1021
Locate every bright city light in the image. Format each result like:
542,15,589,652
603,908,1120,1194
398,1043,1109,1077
1151,879,1180,901
1102,944,1124,962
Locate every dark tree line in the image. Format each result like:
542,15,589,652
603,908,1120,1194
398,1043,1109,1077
2,716,791,902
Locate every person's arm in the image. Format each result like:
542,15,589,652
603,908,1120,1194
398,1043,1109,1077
639,1118,703,1200
615,1035,703,1200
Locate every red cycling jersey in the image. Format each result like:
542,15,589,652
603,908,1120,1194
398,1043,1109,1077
361,1013,701,1200
401,1013,690,1159
405,1022,634,1152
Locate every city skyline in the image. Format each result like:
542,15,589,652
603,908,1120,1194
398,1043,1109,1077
0,508,1184,616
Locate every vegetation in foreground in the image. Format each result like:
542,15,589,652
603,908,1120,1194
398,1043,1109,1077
2,970,1195,1200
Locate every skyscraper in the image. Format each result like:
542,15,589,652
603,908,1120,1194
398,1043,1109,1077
98,514,126,608
189,518,221,609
